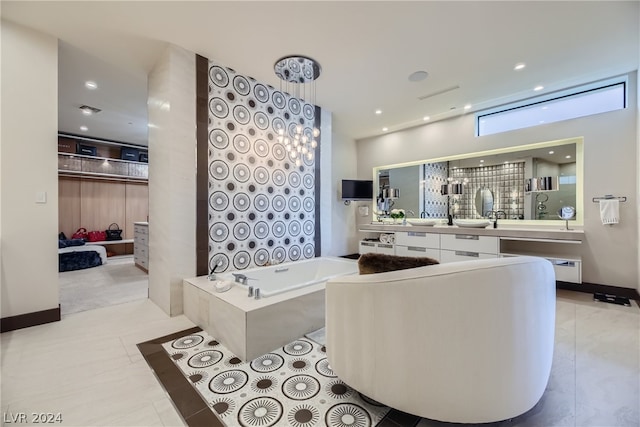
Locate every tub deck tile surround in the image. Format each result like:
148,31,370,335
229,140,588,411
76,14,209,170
183,276,327,362
183,257,358,362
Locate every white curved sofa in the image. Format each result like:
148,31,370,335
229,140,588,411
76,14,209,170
326,256,555,423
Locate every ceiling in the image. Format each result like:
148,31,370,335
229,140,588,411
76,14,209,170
3,1,638,146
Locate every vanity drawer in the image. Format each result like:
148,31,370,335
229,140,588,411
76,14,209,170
549,259,582,283
500,253,582,284
359,241,377,255
395,231,440,248
376,243,395,255
441,234,498,255
395,245,440,261
440,249,498,263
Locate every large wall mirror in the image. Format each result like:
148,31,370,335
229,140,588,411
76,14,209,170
374,138,583,225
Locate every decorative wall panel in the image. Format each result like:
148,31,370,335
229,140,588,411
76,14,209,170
207,62,318,272
421,162,448,218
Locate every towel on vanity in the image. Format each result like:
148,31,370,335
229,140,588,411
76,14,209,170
599,199,619,225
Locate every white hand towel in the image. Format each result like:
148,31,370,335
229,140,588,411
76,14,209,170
599,199,619,225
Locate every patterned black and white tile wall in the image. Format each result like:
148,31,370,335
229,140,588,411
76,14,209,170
421,162,448,218
449,162,525,219
207,61,319,272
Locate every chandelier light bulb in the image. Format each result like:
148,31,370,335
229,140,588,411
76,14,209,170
307,153,313,160
296,124,303,133
302,146,308,154
297,145,302,152
284,137,290,145
285,145,291,152
295,159,301,167
313,128,320,137
311,140,317,148
278,128,284,136
277,136,283,143
293,139,299,147
302,135,308,143
294,134,300,140
292,151,298,158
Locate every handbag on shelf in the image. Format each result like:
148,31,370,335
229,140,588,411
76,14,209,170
105,223,123,241
88,230,106,242
71,227,88,241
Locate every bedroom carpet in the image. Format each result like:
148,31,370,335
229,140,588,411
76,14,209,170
59,255,148,316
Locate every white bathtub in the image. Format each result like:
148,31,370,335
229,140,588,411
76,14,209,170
183,256,359,361
217,256,359,297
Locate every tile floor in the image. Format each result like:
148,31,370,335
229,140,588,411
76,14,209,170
1,289,639,426
58,255,148,316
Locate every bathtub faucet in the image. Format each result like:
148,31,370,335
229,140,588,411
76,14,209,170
232,273,249,285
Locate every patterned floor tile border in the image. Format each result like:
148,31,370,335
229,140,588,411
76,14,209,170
161,331,390,427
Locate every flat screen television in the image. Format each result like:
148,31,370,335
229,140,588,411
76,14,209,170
341,179,373,200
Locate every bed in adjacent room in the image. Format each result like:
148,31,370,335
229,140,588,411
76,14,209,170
58,239,107,272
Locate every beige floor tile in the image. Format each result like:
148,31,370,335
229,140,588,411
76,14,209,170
1,299,190,426
153,397,187,427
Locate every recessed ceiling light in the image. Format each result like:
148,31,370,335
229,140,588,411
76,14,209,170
514,63,526,71
504,161,509,164
85,81,98,90
464,104,472,110
480,159,484,163
534,85,544,91
566,155,571,159
408,71,429,82
382,127,388,132
423,116,430,121
375,109,382,115
549,150,554,154
81,109,92,116
80,126,88,131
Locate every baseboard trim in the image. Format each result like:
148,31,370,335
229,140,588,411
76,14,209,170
1,305,61,333
557,281,640,302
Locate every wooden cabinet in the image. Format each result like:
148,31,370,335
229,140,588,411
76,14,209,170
134,222,149,272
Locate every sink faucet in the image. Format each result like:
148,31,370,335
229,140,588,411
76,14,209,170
487,210,507,228
420,211,430,218
406,210,416,217
231,273,249,285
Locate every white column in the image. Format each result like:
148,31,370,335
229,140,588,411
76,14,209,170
147,45,196,316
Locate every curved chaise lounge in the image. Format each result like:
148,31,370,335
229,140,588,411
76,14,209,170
326,256,556,423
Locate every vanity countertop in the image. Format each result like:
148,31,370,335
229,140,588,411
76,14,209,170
359,223,584,242
134,221,149,226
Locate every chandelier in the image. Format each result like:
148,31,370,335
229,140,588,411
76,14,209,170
274,55,321,166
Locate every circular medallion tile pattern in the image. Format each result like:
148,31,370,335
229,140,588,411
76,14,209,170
163,332,389,426
207,61,317,273
238,397,283,427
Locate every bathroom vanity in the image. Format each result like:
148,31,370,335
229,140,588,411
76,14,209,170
359,223,583,283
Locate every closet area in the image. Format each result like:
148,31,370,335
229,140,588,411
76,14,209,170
58,134,149,257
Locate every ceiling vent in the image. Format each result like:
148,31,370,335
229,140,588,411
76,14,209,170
417,85,460,101
79,105,102,114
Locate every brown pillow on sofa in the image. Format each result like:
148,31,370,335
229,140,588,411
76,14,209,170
358,252,439,275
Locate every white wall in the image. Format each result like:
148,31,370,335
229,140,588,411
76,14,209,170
327,126,358,256
356,73,638,289
147,45,196,316
1,21,59,317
